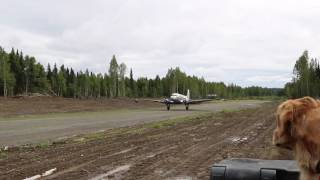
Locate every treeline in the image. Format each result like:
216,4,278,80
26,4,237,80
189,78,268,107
0,47,281,98
285,50,320,98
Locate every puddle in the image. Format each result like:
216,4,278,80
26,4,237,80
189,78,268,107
165,175,194,180
23,168,57,180
255,122,266,130
109,148,133,156
214,122,222,126
90,165,131,180
228,136,248,144
146,154,156,158
145,145,177,159
193,137,207,142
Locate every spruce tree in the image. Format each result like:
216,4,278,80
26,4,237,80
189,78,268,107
108,55,118,97
129,68,135,97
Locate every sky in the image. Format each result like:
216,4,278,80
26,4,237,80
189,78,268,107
1,0,320,88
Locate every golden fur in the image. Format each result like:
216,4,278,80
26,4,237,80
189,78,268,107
273,96,320,180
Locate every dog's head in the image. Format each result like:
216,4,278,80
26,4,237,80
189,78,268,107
273,97,318,150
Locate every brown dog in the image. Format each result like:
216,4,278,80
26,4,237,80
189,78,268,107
273,96,320,180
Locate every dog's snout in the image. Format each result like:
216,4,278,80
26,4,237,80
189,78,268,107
275,143,286,148
275,142,293,150
316,161,320,173
272,132,280,144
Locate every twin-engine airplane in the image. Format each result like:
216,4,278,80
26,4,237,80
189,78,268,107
153,89,212,111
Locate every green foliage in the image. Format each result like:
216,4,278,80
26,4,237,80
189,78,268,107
129,68,135,97
0,47,16,96
0,152,7,159
36,142,51,149
285,50,320,98
118,63,127,97
0,46,280,98
108,55,118,97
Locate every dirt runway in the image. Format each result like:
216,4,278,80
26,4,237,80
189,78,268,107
0,100,265,146
0,101,292,180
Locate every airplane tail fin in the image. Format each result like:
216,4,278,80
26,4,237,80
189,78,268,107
187,89,190,101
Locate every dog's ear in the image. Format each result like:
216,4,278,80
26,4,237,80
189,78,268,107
292,96,318,122
288,97,318,138
276,100,295,136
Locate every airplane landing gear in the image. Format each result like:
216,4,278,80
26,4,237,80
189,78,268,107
166,104,170,111
185,104,189,111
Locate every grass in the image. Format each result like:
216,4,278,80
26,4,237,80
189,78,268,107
35,142,51,149
70,108,246,142
220,109,240,113
146,113,212,129
81,132,107,141
0,152,7,159
0,112,208,158
71,115,203,142
69,112,214,143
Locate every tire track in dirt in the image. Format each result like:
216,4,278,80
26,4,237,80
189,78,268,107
125,114,238,180
46,130,187,179
120,106,269,179
154,108,267,179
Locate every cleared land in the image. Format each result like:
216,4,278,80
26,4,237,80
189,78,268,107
0,98,264,146
0,101,293,180
0,97,161,117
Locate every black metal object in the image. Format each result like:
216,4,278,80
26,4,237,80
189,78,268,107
210,158,300,180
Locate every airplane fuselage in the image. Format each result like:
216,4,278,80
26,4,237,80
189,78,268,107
155,89,211,111
163,92,190,110
169,93,188,104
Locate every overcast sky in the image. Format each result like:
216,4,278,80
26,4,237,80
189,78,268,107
1,0,320,88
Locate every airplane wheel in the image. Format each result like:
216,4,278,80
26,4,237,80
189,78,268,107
167,104,170,111
186,105,189,111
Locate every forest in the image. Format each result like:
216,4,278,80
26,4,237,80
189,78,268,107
285,50,320,98
0,47,281,99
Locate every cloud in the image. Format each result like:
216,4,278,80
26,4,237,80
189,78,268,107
1,0,320,88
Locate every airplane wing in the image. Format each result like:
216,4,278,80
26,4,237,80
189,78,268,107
188,99,212,104
141,99,174,104
153,99,175,104
152,99,166,103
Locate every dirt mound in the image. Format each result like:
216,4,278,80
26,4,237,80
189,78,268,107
0,97,160,117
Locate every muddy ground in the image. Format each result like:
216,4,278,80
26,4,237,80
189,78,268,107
0,102,292,180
